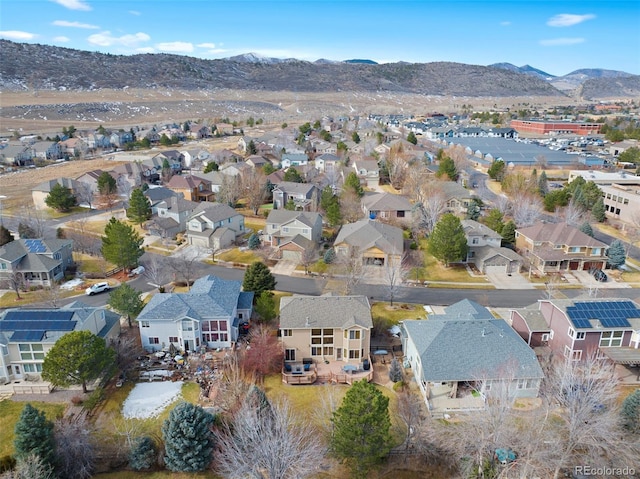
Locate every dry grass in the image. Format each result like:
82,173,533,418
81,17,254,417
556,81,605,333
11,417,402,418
216,248,261,264
0,288,80,308
416,243,487,283
371,302,426,323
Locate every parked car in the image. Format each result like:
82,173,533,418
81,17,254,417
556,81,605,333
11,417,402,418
86,282,111,296
589,267,608,282
128,265,145,277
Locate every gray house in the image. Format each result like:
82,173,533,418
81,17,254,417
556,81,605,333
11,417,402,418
362,192,412,224
148,195,198,239
462,220,523,274
264,210,323,261
272,181,318,211
402,299,543,415
186,202,245,249
334,219,404,267
0,239,74,288
136,275,253,352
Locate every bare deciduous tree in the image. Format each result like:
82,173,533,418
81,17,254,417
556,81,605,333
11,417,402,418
412,181,447,236
75,182,94,210
494,194,512,217
168,248,201,290
299,247,316,275
214,399,325,479
242,168,269,215
143,254,171,290
218,173,241,207
561,197,585,227
339,189,364,223
335,246,364,295
394,386,425,452
386,143,409,190
2,454,54,479
17,204,48,238
511,193,543,227
446,144,470,173
54,416,95,479
384,253,408,306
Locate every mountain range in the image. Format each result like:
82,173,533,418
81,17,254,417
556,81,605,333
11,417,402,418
1,40,638,100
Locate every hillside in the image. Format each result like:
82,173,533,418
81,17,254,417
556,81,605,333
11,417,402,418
0,40,562,97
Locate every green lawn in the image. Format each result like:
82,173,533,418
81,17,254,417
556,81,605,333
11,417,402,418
45,205,88,219
0,288,79,308
417,246,486,283
75,253,116,274
0,401,66,457
244,219,266,234
371,302,426,324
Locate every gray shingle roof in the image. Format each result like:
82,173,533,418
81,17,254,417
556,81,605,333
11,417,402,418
362,192,412,212
440,181,473,200
429,298,495,321
462,219,502,239
473,245,523,263
273,181,316,196
403,315,542,382
334,219,403,254
189,202,238,223
279,295,373,329
137,275,243,322
32,177,79,192
266,210,320,227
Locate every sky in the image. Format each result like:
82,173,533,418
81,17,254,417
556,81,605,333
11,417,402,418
1,0,639,77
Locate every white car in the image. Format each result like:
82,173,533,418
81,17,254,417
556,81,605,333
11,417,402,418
85,282,111,296
128,265,145,277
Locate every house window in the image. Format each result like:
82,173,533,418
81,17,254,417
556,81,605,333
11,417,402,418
282,329,292,337
18,344,44,361
575,332,586,340
285,349,296,361
345,330,361,340
312,329,333,347
140,321,150,328
397,211,405,218
568,327,575,338
541,333,550,342
219,333,228,342
600,331,623,347
169,336,178,343
149,337,160,345
348,350,360,359
311,346,323,356
569,247,580,253
283,227,289,233
472,238,478,245
0,263,6,270
181,320,193,331
23,363,43,373
591,248,601,256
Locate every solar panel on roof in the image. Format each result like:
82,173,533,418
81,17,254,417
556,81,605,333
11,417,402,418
3,310,74,322
10,330,44,341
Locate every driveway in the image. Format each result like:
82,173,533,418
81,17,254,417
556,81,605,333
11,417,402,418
485,269,535,289
567,270,631,289
270,259,298,275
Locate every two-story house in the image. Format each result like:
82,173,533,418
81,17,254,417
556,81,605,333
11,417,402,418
32,177,81,210
264,210,323,261
0,144,34,166
167,174,215,202
462,220,523,274
110,131,134,148
314,153,340,174
281,153,309,169
0,239,74,288
31,141,63,161
515,222,608,274
186,202,245,249
272,182,319,211
352,158,380,189
136,275,253,352
148,195,198,239
511,298,640,366
0,302,121,385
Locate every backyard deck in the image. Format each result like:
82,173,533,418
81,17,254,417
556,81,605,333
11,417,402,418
282,358,373,385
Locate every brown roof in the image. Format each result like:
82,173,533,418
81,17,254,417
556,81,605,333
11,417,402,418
167,174,207,189
517,222,607,248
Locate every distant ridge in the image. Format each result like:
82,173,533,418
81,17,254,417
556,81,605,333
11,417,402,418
490,63,555,80
344,59,378,65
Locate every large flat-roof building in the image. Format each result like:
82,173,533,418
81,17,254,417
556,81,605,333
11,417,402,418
510,120,601,136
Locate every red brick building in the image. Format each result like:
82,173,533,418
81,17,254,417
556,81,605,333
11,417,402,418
510,119,601,136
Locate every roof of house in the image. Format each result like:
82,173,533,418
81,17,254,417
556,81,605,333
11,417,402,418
462,219,502,239
266,210,320,228
354,159,379,171
440,181,473,200
273,181,316,196
167,174,207,189
279,234,315,251
32,177,79,193
282,153,309,162
473,245,523,263
157,195,198,214
403,306,543,382
316,153,340,162
189,202,239,223
513,306,550,332
0,239,71,263
334,219,404,254
537,298,640,331
362,192,412,212
137,275,248,321
429,298,495,321
198,171,225,185
517,222,607,248
144,186,177,203
279,295,372,329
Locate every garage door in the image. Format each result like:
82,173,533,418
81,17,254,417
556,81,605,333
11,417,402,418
281,250,301,262
485,264,509,275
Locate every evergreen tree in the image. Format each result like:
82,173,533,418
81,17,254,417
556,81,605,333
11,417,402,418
248,233,260,250
126,188,151,226
344,171,364,197
0,224,14,246
97,171,117,196
466,198,483,221
14,404,56,469
17,223,36,239
129,436,157,471
501,220,516,246
326,201,342,227
162,402,215,472
436,156,458,181
108,283,144,328
428,213,467,266
323,247,336,264
254,291,276,322
351,131,361,144
543,189,569,212
487,159,506,181
203,161,218,173
283,167,304,183
388,357,403,383
331,380,393,477
247,140,257,155
41,330,115,393
406,131,418,145
243,261,276,297
44,183,77,212
101,217,144,270
591,197,607,222
284,199,296,210
606,240,626,268
579,222,594,237
538,170,549,196
621,389,640,434
483,208,504,234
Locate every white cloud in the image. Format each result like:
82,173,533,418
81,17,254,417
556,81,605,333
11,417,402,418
128,10,141,16
136,47,156,54
156,41,194,53
197,42,217,49
53,36,70,42
52,20,99,29
500,21,511,26
88,31,150,47
0,30,37,40
539,37,585,46
547,14,595,27
51,0,91,11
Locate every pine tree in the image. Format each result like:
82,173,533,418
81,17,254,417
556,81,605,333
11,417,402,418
283,167,304,183
14,404,56,468
501,220,516,246
436,156,458,181
331,380,393,476
248,233,260,250
323,247,336,264
606,240,626,268
44,183,77,212
428,213,467,266
0,224,14,246
325,201,342,226
483,208,504,234
242,261,276,296
162,402,215,472
126,188,151,226
406,131,418,145
344,172,364,197
538,170,549,196
101,217,144,270
285,198,296,210
97,171,117,196
591,197,607,222
579,221,594,237
388,357,403,383
108,283,144,328
621,389,640,434
254,290,276,322
129,436,157,471
203,161,218,173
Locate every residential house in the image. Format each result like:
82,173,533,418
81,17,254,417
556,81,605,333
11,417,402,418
362,192,412,224
280,153,309,169
511,298,640,366
32,177,81,210
272,182,319,211
402,299,543,414
136,275,253,352
111,162,146,188
148,195,198,239
186,202,245,249
167,174,215,202
76,170,119,195
314,153,340,174
110,131,134,148
0,302,121,385
352,158,380,189
58,138,87,158
440,181,474,214
219,162,252,178
180,149,209,169
266,169,286,187
310,139,337,155
31,141,63,161
0,239,73,288
264,210,322,261
150,151,184,173
334,219,404,267
462,220,523,274
144,187,178,214
245,155,272,170
515,222,608,274
197,171,225,194
0,144,34,166
279,295,373,384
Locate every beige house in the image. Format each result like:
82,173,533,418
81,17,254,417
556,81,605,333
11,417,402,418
279,295,373,384
186,202,245,249
334,219,404,267
264,210,322,261
32,177,81,210
600,183,640,224
361,192,413,225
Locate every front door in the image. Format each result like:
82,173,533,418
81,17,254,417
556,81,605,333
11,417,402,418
336,348,342,360
184,340,192,352
13,364,22,379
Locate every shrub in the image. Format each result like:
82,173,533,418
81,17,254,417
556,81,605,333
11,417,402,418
82,387,104,410
71,395,84,406
0,455,16,473
392,381,406,392
129,436,157,471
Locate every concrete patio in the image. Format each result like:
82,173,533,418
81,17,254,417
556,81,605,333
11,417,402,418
428,383,485,416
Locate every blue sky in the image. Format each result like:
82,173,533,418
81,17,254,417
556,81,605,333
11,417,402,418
1,0,638,76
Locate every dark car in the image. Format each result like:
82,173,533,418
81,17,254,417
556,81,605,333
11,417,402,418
589,267,608,282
